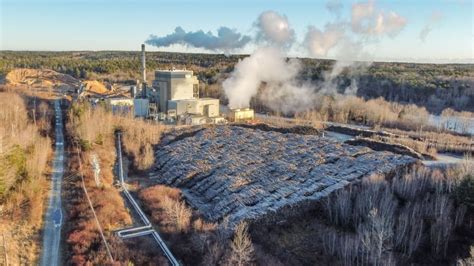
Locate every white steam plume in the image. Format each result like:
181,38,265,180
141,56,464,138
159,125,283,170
304,23,345,57
224,8,375,113
223,47,315,113
351,0,407,38
222,2,404,114
255,11,295,47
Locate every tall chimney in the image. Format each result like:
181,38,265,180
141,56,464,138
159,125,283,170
141,44,146,83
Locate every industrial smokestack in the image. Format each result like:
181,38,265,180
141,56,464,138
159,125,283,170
141,44,146,83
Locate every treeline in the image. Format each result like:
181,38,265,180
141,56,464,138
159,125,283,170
0,50,242,82
253,163,474,265
0,92,53,264
319,163,473,265
1,51,472,112
0,92,52,223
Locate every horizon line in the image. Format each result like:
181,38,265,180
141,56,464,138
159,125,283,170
1,49,473,65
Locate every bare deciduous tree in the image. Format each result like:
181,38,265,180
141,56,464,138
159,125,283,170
228,222,254,266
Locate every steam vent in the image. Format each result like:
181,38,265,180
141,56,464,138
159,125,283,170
151,126,416,225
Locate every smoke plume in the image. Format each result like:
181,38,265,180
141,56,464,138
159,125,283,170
255,11,295,47
419,11,443,42
146,26,251,52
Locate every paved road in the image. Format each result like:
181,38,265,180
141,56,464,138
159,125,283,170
40,100,64,266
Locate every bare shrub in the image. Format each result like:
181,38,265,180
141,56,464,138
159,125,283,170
430,214,453,257
392,166,432,200
458,154,474,178
203,242,226,266
162,197,192,233
139,185,192,233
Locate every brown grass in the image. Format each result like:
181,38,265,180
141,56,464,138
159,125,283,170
383,127,474,155
64,100,174,264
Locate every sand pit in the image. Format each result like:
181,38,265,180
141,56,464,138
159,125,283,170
5,68,79,87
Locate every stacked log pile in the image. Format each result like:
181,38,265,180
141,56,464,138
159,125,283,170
150,126,416,225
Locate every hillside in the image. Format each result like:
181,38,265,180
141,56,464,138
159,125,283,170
2,68,116,98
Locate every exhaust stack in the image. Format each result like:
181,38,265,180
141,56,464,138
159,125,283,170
141,44,146,83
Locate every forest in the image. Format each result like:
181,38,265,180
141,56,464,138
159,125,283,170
0,92,53,264
1,51,473,113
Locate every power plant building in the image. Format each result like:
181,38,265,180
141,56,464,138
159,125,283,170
153,69,223,124
153,70,199,113
134,44,224,125
168,98,219,117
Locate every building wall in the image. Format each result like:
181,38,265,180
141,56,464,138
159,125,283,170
158,81,169,112
168,98,220,118
134,98,149,117
170,79,195,100
195,98,219,117
154,70,199,113
106,98,134,106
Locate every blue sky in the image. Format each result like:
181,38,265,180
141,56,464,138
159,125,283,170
1,0,472,63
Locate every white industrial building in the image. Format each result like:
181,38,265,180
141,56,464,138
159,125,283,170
153,70,199,112
168,98,219,117
152,69,224,124
133,44,225,125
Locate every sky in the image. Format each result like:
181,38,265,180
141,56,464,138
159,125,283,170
0,0,473,63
